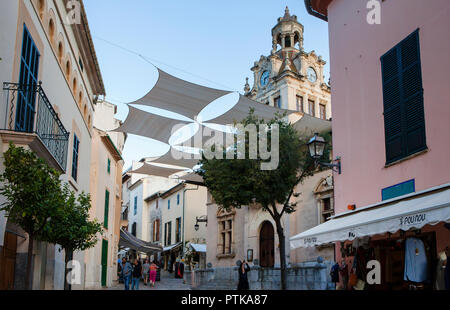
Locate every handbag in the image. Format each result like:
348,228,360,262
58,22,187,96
348,269,358,287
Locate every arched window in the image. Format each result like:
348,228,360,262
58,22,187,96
57,42,63,63
88,115,92,128
38,0,45,19
65,60,71,79
83,104,87,118
72,77,77,94
48,19,55,43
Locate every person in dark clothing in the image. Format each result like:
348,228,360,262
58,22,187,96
237,260,251,290
131,259,142,290
445,247,450,290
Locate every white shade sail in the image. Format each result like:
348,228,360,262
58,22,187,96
149,148,202,169
128,68,232,120
112,105,190,144
178,172,204,185
210,94,296,124
130,162,189,178
292,113,332,136
290,186,450,249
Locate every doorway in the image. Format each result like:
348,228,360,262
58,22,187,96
259,221,275,267
101,239,108,287
0,232,17,290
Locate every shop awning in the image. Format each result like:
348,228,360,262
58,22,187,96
290,185,450,249
119,229,162,253
190,243,207,253
163,242,183,253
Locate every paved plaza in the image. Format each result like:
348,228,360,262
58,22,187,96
106,271,191,291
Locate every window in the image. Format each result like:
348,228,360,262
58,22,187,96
134,196,137,215
274,96,281,108
131,222,136,237
381,30,427,164
71,134,79,181
16,25,40,132
175,217,181,243
319,104,326,120
79,56,84,72
381,29,426,164
296,96,303,112
177,193,180,205
104,190,110,228
308,99,315,116
321,198,333,223
168,199,171,210
153,219,160,242
165,221,172,246
107,158,111,174
218,216,233,255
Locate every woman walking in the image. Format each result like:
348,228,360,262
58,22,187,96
142,259,150,286
149,260,158,288
131,259,142,290
237,260,251,290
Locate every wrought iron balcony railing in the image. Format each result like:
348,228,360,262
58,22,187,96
2,82,70,171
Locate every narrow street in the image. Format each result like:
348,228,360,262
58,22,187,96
106,271,191,290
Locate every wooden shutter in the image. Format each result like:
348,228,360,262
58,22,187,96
104,190,109,228
381,29,426,164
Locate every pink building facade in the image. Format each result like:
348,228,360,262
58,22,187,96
298,0,450,290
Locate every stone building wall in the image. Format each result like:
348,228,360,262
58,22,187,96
185,259,335,290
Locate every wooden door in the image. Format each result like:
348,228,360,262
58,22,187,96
0,232,17,290
259,221,275,267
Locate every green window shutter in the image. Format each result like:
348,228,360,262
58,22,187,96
107,158,111,174
381,29,426,164
101,239,108,287
104,190,110,229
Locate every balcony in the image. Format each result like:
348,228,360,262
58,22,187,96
2,82,69,172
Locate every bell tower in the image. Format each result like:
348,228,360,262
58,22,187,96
244,7,330,120
271,7,304,55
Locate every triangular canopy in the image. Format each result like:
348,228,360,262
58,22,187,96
130,162,190,178
112,105,190,144
128,68,232,120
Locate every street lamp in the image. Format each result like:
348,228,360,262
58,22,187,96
307,133,341,174
194,215,207,231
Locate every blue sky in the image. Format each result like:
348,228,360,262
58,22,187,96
84,0,329,169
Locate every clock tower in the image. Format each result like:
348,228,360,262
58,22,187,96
244,7,331,120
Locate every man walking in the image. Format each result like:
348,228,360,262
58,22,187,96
131,258,142,290
121,258,132,290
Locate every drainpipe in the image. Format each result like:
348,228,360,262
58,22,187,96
182,184,199,259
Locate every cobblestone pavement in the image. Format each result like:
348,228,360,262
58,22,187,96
106,271,191,290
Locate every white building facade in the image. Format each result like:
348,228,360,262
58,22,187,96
0,0,104,290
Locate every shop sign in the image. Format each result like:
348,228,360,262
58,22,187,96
303,237,318,245
399,213,426,228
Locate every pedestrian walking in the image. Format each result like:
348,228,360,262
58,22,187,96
149,260,158,288
237,260,251,290
142,259,150,286
131,258,142,290
121,258,132,290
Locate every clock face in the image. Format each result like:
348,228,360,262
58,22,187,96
307,67,317,83
260,70,270,87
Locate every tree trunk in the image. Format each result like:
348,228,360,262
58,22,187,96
274,217,287,290
26,235,34,290
64,249,73,291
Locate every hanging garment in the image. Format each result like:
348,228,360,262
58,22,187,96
330,263,340,283
404,237,428,283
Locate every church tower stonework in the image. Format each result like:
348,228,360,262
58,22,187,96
245,7,331,121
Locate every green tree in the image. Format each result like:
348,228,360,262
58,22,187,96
198,111,331,289
0,143,63,289
43,184,103,290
